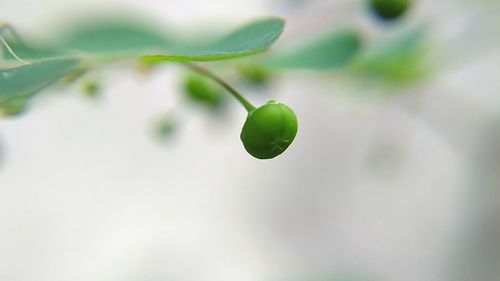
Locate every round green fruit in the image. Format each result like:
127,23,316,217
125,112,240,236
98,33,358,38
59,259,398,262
240,101,298,159
370,0,411,20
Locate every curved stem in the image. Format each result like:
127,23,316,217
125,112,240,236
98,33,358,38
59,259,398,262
0,22,28,64
0,37,27,64
184,62,255,112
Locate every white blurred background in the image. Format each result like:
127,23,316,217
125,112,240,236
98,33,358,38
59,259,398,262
1,0,500,281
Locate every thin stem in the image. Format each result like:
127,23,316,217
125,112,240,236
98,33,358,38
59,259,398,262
0,37,28,64
0,22,28,64
184,62,256,112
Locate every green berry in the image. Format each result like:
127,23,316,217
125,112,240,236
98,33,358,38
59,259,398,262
240,101,298,159
370,0,411,20
183,73,225,109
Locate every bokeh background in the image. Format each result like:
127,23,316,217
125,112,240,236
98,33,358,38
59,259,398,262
1,0,500,281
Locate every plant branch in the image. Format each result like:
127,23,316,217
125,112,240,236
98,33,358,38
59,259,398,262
183,62,256,112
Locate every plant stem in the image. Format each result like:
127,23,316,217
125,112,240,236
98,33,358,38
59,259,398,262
0,22,28,64
184,62,256,112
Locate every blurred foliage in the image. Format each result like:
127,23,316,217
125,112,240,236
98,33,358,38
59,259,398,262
349,25,428,84
243,21,428,88
266,29,363,70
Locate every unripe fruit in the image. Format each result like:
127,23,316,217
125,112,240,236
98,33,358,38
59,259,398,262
183,73,225,109
240,101,298,159
370,0,411,20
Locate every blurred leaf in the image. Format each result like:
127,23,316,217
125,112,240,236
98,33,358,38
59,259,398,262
142,18,285,62
349,25,427,83
0,58,82,115
265,29,362,70
58,19,172,54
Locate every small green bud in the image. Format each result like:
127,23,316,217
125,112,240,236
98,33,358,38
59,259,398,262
240,100,298,159
153,114,177,142
183,73,225,109
370,0,411,20
81,78,101,100
237,63,272,86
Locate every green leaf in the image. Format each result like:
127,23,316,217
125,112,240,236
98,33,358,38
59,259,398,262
265,29,362,70
142,17,285,62
58,19,173,54
0,58,82,115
